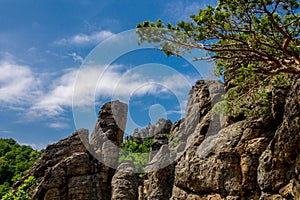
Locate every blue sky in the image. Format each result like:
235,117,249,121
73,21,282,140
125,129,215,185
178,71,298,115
0,0,217,149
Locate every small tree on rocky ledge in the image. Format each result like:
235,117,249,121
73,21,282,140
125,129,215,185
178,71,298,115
137,0,300,117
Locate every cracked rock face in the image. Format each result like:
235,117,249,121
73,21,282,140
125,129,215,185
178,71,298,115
15,77,300,200
111,161,138,200
142,78,300,200
15,101,129,200
90,100,128,154
258,77,300,199
15,130,105,200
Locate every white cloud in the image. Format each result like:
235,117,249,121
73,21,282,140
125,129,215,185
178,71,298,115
0,59,41,106
0,54,194,122
28,64,194,118
55,30,115,46
20,142,50,150
69,52,84,63
47,122,70,129
28,68,78,117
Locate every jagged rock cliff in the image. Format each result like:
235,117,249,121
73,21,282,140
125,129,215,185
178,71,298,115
144,78,300,200
111,161,138,200
15,100,127,200
15,129,105,199
15,77,300,200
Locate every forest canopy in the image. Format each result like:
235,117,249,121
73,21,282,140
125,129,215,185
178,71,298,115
0,138,41,197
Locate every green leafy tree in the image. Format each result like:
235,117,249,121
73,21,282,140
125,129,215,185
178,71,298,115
119,139,154,171
137,0,300,117
0,139,41,197
2,176,38,200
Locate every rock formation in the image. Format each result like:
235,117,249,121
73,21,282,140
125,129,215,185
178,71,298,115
14,100,128,200
111,161,138,200
258,77,300,199
144,80,225,200
14,77,300,200
90,100,128,157
14,129,104,199
142,78,300,199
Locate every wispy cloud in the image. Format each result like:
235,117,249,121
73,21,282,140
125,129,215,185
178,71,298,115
69,52,84,63
28,68,78,117
0,129,12,134
20,142,50,150
0,58,41,107
28,64,194,118
55,30,115,46
47,122,70,129
0,55,194,121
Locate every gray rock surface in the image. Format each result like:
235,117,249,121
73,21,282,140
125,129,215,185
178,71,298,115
14,77,300,200
149,119,172,160
90,100,128,154
111,161,138,200
14,100,128,200
258,77,300,199
15,130,105,200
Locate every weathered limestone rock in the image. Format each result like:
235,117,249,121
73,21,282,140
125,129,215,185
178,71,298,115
90,100,128,199
149,119,172,160
14,100,128,200
143,80,225,200
235,115,277,199
168,78,291,199
14,77,300,200
90,100,128,155
130,124,155,143
14,129,90,189
111,161,138,200
141,118,182,200
34,152,102,200
258,77,300,199
13,130,104,200
144,145,175,200
171,80,224,155
173,121,244,198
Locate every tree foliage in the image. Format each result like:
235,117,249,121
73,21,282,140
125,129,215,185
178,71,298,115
119,139,154,171
137,0,300,117
1,176,38,200
137,0,300,76
0,139,41,197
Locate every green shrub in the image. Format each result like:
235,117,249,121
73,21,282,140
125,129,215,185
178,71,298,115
2,176,38,200
0,138,41,197
119,138,154,171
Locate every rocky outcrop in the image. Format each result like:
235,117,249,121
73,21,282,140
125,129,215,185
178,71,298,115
14,129,105,200
13,129,90,189
130,124,155,143
90,100,128,156
258,77,300,199
143,145,175,200
149,119,172,160
111,161,138,200
143,121,179,200
34,151,102,200
168,78,298,199
141,78,299,200
14,77,300,200
90,100,128,198
172,121,244,199
143,80,224,200
14,101,128,200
